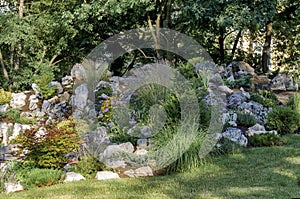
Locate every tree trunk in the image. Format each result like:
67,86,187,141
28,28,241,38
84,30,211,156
0,49,9,80
262,21,272,73
219,27,225,63
231,29,242,59
15,0,25,70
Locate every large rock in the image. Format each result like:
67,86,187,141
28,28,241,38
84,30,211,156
61,76,73,88
270,73,297,91
71,63,86,83
99,142,134,169
224,61,255,79
124,166,153,178
72,84,89,110
0,104,9,113
49,81,63,94
64,172,85,182
95,171,120,180
10,93,27,109
246,124,277,136
100,142,134,160
222,111,237,126
0,122,13,146
227,92,248,108
29,94,39,110
222,127,248,146
9,123,31,141
4,182,24,193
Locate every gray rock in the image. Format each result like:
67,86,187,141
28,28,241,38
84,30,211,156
227,61,255,79
73,84,89,110
134,166,153,177
4,182,24,193
9,123,31,141
49,81,63,94
71,63,86,83
0,122,13,146
270,73,297,91
29,94,39,110
246,124,277,136
137,139,148,149
140,126,153,138
124,166,153,177
60,92,70,102
222,127,248,146
10,93,27,109
0,104,9,113
134,149,148,155
222,111,237,126
238,101,270,124
95,171,120,180
100,142,134,160
64,172,85,182
31,83,41,96
41,100,51,113
61,76,73,87
227,92,248,108
218,85,233,95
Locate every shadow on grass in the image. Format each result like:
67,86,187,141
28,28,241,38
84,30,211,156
3,135,300,199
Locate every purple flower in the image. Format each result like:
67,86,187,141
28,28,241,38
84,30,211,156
129,118,137,125
103,108,109,113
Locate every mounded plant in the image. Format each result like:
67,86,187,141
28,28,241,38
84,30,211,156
266,106,300,135
249,133,285,147
0,88,12,105
15,118,82,169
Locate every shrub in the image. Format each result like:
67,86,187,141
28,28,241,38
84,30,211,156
17,168,62,189
249,133,286,147
0,108,36,124
266,106,300,135
15,118,82,169
288,92,300,115
0,88,12,105
71,155,107,179
225,75,252,89
250,90,278,108
33,63,56,99
236,111,257,127
210,138,243,156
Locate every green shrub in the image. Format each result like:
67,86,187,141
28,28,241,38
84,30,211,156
17,168,62,189
33,63,56,99
15,118,81,169
0,108,36,124
288,92,300,114
236,111,257,127
225,75,252,89
0,88,12,105
210,138,243,156
71,155,107,179
266,106,300,135
250,90,278,108
249,133,286,147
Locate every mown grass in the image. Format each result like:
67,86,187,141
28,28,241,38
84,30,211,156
2,134,300,199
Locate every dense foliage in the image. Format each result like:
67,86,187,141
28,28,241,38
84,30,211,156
15,118,81,169
0,0,299,91
266,106,300,135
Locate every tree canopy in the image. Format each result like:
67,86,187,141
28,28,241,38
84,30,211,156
0,0,299,91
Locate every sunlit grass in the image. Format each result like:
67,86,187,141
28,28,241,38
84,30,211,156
2,134,300,199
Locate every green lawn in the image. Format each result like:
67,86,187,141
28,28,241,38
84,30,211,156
2,134,300,199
